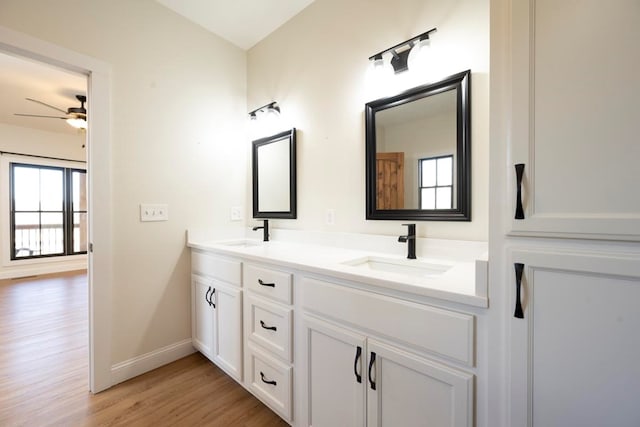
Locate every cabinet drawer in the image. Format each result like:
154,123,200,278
244,264,292,304
247,343,292,421
302,277,475,366
192,251,241,285
246,295,292,362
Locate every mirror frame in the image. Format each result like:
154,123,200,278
252,128,297,219
365,70,471,221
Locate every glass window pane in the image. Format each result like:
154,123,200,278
73,212,88,253
40,168,63,211
14,212,40,257
73,171,87,211
437,156,453,186
421,159,436,187
13,166,40,211
40,212,64,255
421,188,435,209
436,186,452,209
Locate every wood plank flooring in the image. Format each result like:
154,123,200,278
0,271,288,426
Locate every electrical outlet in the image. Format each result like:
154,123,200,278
140,204,169,222
326,209,335,225
230,206,242,221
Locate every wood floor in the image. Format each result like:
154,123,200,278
0,271,288,426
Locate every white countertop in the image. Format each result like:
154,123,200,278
187,231,488,308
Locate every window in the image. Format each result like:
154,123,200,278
419,155,453,209
10,163,87,259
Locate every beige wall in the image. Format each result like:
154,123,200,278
0,1,247,363
247,0,489,240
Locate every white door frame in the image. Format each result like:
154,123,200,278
0,25,113,392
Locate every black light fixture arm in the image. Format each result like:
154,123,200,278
248,101,280,119
367,28,437,62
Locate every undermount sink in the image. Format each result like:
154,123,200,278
218,239,263,248
342,256,451,277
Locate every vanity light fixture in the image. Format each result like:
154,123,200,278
369,28,437,74
248,101,280,120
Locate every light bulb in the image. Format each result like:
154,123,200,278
66,118,87,129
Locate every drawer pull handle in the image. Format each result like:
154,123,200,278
210,288,216,309
368,351,376,390
515,163,525,220
258,279,275,288
354,346,362,383
205,286,212,306
514,263,524,319
260,320,277,331
260,371,277,386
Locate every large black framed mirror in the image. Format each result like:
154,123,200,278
252,128,297,219
365,70,471,221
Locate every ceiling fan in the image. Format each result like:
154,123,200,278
15,94,87,129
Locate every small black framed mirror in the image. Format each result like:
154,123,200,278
252,128,297,219
365,70,471,221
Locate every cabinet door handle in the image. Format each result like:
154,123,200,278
354,346,362,383
211,288,216,309
515,163,525,220
205,286,212,306
368,351,377,390
259,320,277,331
258,279,275,288
514,263,524,318
260,371,277,386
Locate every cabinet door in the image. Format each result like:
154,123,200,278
510,250,640,427
213,281,243,381
367,340,473,427
303,315,366,427
508,0,640,240
191,274,215,360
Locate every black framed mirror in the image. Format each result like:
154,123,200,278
365,70,471,221
252,128,297,219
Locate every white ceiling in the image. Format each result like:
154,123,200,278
156,0,316,49
0,52,87,136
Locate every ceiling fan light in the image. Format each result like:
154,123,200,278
66,117,87,129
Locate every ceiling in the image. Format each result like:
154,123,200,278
0,1,313,136
0,51,87,136
155,0,316,49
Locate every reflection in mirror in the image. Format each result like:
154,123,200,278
252,128,296,219
366,70,471,221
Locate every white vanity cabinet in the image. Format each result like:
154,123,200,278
243,262,294,422
300,277,475,427
191,251,243,381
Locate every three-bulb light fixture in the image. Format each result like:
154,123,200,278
368,28,437,84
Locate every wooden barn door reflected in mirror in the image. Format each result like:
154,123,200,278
376,152,404,209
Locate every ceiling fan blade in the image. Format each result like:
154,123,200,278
25,97,67,114
15,113,67,119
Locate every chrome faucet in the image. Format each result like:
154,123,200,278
252,219,269,242
398,223,416,259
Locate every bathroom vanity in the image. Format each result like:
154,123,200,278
188,231,488,426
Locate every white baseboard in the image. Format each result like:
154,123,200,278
110,339,196,386
0,258,87,280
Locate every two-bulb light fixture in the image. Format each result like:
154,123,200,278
369,28,437,74
248,101,280,120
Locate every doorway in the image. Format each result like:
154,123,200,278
0,24,113,393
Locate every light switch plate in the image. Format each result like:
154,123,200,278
140,204,169,222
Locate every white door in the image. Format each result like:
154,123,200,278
508,0,640,240
213,281,243,381
303,315,366,427
192,274,215,360
510,249,640,427
366,340,473,427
